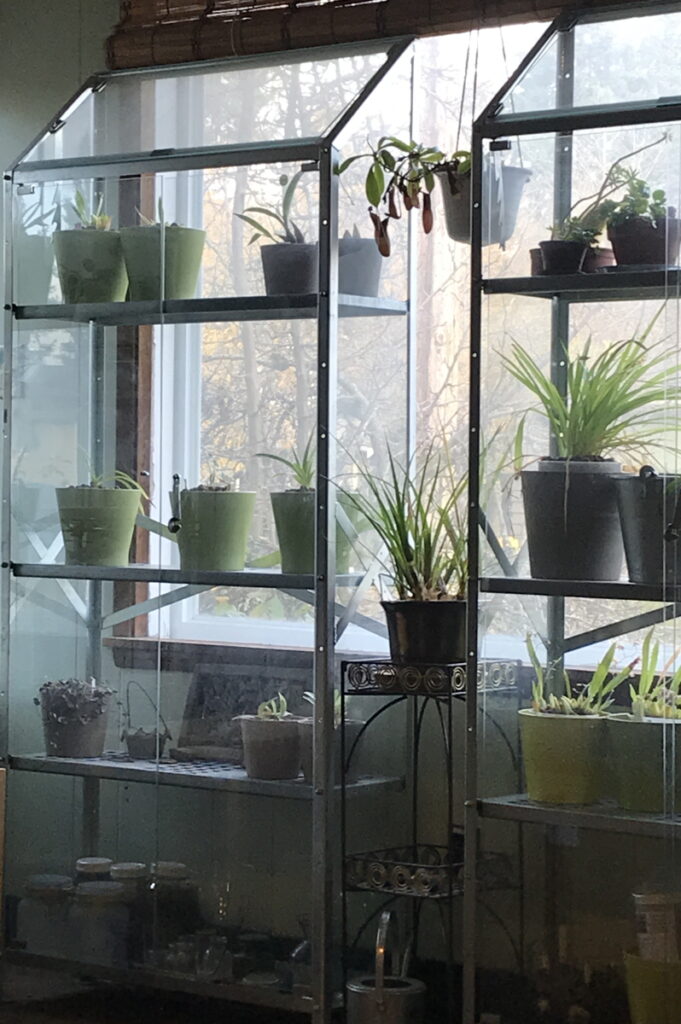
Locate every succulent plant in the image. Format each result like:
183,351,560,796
257,692,290,720
71,190,111,231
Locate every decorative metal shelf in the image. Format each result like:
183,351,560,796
4,948,317,1013
11,562,362,590
345,845,515,899
480,794,681,838
342,659,518,697
10,752,404,800
480,576,681,602
483,268,681,303
14,294,408,327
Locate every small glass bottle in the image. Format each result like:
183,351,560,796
75,857,113,883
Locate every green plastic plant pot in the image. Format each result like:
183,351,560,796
270,490,360,575
239,717,301,780
519,709,604,805
609,717,681,813
56,487,141,567
53,230,128,304
176,489,255,571
625,953,681,1024
120,226,206,300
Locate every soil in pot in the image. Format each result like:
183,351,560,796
581,246,616,272
437,163,531,246
53,230,128,304
615,470,681,584
607,216,681,266
338,237,383,297
298,718,363,784
521,459,626,581
120,225,206,300
381,599,466,665
610,716,681,813
56,487,141,567
261,243,318,295
270,490,361,574
539,240,587,274
176,489,255,571
239,717,301,780
519,709,604,804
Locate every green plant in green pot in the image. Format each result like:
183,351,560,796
168,471,255,572
342,446,467,665
258,436,361,575
238,693,301,780
609,630,681,813
36,677,114,758
521,638,631,805
504,331,679,581
56,470,147,567
53,191,128,304
120,199,206,301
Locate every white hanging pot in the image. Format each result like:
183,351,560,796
437,158,531,247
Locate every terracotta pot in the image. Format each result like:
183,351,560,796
582,246,616,272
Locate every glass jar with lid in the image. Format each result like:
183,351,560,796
72,881,129,966
111,862,148,963
17,874,74,958
75,857,113,883
148,861,201,948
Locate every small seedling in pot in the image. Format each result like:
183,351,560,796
257,434,315,490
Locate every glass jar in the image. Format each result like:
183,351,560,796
72,881,129,966
17,874,74,958
148,861,201,948
111,862,149,964
75,857,113,883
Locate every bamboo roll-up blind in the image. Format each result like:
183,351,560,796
107,0,642,69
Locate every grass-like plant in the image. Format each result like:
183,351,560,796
341,445,467,602
503,333,679,461
257,434,315,489
527,636,631,715
629,629,681,720
257,692,290,720
236,172,306,245
72,190,111,231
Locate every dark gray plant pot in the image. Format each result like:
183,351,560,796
381,599,467,665
521,459,626,581
261,244,318,295
126,729,168,760
615,468,681,584
338,237,383,296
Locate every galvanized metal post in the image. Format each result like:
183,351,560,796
311,142,339,1024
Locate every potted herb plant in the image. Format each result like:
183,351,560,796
342,446,467,665
298,690,363,784
607,171,681,266
120,680,172,760
120,199,206,301
609,631,681,813
56,470,147,567
435,149,531,247
258,436,360,575
36,677,114,758
504,333,677,581
521,638,630,805
236,172,317,295
615,466,681,584
238,693,301,780
168,472,255,572
53,191,128,304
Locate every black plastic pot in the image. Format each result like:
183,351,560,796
607,215,681,266
521,460,625,581
615,467,681,584
539,240,587,274
260,243,318,295
381,599,466,665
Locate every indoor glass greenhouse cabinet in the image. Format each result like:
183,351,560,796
0,38,432,1023
468,3,681,1023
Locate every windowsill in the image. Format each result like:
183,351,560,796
104,636,315,672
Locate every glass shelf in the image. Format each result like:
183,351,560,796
482,268,681,302
480,576,681,602
11,562,364,589
9,752,404,800
14,294,408,326
479,794,681,839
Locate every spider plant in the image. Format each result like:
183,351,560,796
236,172,306,245
342,445,467,601
257,434,315,490
503,331,679,461
629,630,681,720
527,636,632,715
257,692,291,720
